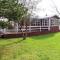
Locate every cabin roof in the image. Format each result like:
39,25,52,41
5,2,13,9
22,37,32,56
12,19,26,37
52,15,60,19
31,15,60,20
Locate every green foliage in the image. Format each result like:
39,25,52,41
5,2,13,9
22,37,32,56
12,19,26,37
0,0,28,22
0,0,28,28
0,21,8,29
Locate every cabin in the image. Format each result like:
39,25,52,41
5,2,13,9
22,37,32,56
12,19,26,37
28,15,60,32
0,15,60,38
17,15,60,32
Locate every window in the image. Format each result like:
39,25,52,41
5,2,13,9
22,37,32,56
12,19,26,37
51,18,59,26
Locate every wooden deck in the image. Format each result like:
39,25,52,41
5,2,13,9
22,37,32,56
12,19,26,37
0,26,60,38
0,32,30,38
0,31,58,38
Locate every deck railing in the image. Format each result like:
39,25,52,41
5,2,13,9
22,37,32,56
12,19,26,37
0,26,49,33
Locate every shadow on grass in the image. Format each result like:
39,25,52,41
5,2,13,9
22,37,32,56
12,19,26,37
0,38,25,60
31,32,56,40
0,37,27,60
0,38,25,47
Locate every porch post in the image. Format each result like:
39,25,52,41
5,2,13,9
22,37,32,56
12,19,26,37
48,18,51,31
59,19,60,30
4,28,6,33
40,26,41,32
29,18,31,32
39,20,41,32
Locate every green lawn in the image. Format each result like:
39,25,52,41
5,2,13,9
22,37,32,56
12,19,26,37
0,32,60,60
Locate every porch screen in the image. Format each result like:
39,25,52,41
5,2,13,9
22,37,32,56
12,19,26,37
51,18,59,26
31,19,48,26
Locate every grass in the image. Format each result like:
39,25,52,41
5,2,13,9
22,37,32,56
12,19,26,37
0,32,60,60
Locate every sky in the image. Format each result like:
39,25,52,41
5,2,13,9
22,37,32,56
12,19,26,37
20,0,60,18
29,0,60,18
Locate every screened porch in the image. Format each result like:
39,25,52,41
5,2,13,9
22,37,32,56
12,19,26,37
0,17,59,33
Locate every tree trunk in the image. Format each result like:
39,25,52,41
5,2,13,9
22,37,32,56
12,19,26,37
22,20,28,40
22,20,26,40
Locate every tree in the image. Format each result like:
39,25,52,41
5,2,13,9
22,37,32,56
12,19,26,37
0,0,28,22
0,21,8,29
0,0,28,39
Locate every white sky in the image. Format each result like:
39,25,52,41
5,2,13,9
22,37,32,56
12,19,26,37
31,0,60,18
